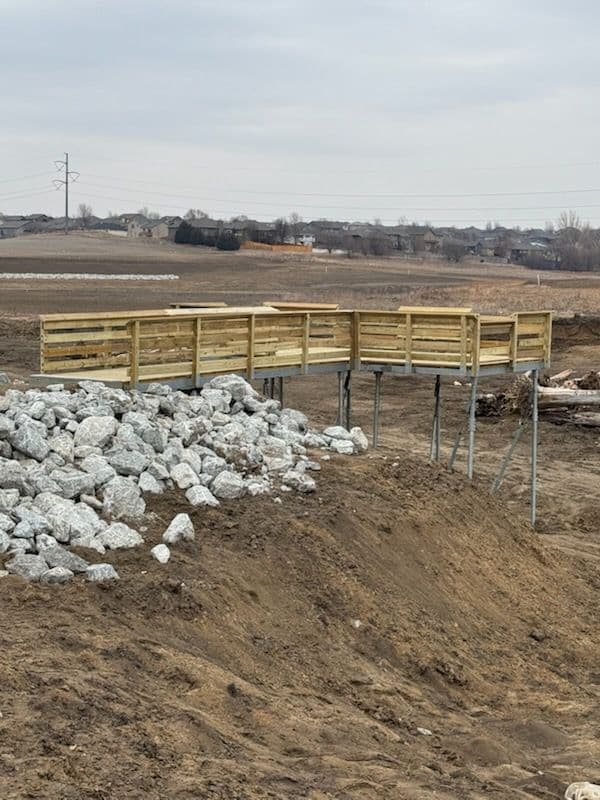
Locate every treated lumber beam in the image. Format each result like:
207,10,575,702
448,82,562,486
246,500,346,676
263,301,340,310
169,302,227,308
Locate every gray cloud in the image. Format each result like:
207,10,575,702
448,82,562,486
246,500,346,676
2,0,600,224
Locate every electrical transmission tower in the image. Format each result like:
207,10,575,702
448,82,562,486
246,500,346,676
53,153,80,234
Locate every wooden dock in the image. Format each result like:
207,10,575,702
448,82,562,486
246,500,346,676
32,302,552,526
36,305,552,389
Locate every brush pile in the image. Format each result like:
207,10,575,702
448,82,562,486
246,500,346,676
477,368,600,426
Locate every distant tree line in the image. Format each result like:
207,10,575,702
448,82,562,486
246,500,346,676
174,220,240,251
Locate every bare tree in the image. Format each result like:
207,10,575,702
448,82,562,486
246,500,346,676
442,240,468,262
184,208,208,221
557,210,581,231
77,203,94,228
319,229,343,253
138,206,160,220
550,210,600,270
288,212,303,243
273,217,288,244
494,230,514,259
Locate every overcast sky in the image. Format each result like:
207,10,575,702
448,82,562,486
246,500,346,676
2,0,600,227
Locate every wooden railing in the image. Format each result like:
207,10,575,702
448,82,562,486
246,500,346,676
39,308,552,386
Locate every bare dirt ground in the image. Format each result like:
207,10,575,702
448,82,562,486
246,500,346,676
1,233,600,798
2,459,600,799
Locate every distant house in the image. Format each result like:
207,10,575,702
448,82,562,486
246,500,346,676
406,226,442,253
380,225,411,251
285,223,315,246
127,216,153,238
0,219,30,238
377,225,442,253
25,213,52,223
510,236,554,264
119,212,148,226
246,220,277,244
188,218,221,240
150,216,182,241
90,217,126,232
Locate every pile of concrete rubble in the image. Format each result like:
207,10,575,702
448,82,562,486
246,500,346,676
0,375,367,584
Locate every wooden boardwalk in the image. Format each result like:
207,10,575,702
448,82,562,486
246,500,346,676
35,304,552,389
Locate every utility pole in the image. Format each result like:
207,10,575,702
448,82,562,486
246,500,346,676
53,153,79,234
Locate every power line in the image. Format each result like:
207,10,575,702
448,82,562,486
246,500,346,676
0,172,54,185
68,189,574,225
53,153,79,234
80,175,600,201
73,180,600,214
79,152,600,175
0,187,58,202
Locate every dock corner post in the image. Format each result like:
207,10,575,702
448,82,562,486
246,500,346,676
193,316,201,388
531,368,539,526
129,319,140,390
278,376,284,406
373,370,383,448
39,318,46,374
467,375,478,479
247,315,255,382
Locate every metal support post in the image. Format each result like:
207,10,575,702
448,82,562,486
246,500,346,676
448,429,463,471
491,417,529,493
430,375,441,462
373,371,382,448
337,371,344,425
344,370,352,430
278,376,284,406
269,377,275,399
531,369,539,526
262,378,269,397
467,377,478,479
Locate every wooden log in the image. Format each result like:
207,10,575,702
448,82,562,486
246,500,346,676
538,385,600,409
550,368,574,384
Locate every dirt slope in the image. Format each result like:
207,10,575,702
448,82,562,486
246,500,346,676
1,456,599,799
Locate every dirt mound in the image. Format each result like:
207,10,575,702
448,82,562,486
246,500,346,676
1,455,599,799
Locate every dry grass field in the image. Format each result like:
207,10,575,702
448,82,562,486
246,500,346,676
1,233,600,799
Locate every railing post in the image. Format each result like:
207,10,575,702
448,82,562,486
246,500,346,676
405,312,412,373
247,315,255,380
472,315,481,376
129,320,140,389
193,316,201,386
302,313,310,374
39,320,45,373
352,311,361,371
510,315,519,369
460,314,467,374
544,312,552,367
